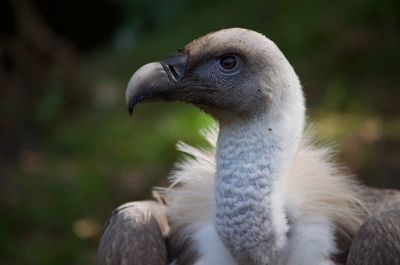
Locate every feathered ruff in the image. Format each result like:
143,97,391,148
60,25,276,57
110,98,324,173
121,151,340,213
155,125,367,258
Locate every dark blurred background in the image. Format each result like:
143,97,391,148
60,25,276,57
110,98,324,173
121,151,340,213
0,0,399,264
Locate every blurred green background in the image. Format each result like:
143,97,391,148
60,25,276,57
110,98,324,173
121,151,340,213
0,0,399,264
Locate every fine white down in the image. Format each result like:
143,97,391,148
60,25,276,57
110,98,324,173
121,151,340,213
159,127,363,265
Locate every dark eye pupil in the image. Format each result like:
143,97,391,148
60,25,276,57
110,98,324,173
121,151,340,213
220,56,237,70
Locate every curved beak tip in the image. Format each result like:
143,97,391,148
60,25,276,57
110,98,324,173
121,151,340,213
125,62,162,116
126,89,135,116
128,102,134,116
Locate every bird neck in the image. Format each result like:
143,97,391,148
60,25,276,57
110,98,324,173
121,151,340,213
214,107,304,264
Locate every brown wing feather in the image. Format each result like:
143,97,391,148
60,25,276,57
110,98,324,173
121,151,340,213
346,209,400,265
97,201,169,265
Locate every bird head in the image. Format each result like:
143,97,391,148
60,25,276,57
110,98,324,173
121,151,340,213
126,28,303,122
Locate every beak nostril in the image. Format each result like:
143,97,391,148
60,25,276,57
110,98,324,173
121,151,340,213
168,64,180,80
160,52,188,83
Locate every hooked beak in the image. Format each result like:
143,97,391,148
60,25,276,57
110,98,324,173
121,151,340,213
125,53,188,115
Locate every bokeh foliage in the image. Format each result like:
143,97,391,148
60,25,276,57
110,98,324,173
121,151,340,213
0,0,399,264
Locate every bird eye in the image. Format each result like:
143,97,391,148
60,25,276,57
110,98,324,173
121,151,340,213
219,55,237,70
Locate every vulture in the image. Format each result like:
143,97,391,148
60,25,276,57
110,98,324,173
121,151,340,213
97,28,400,265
